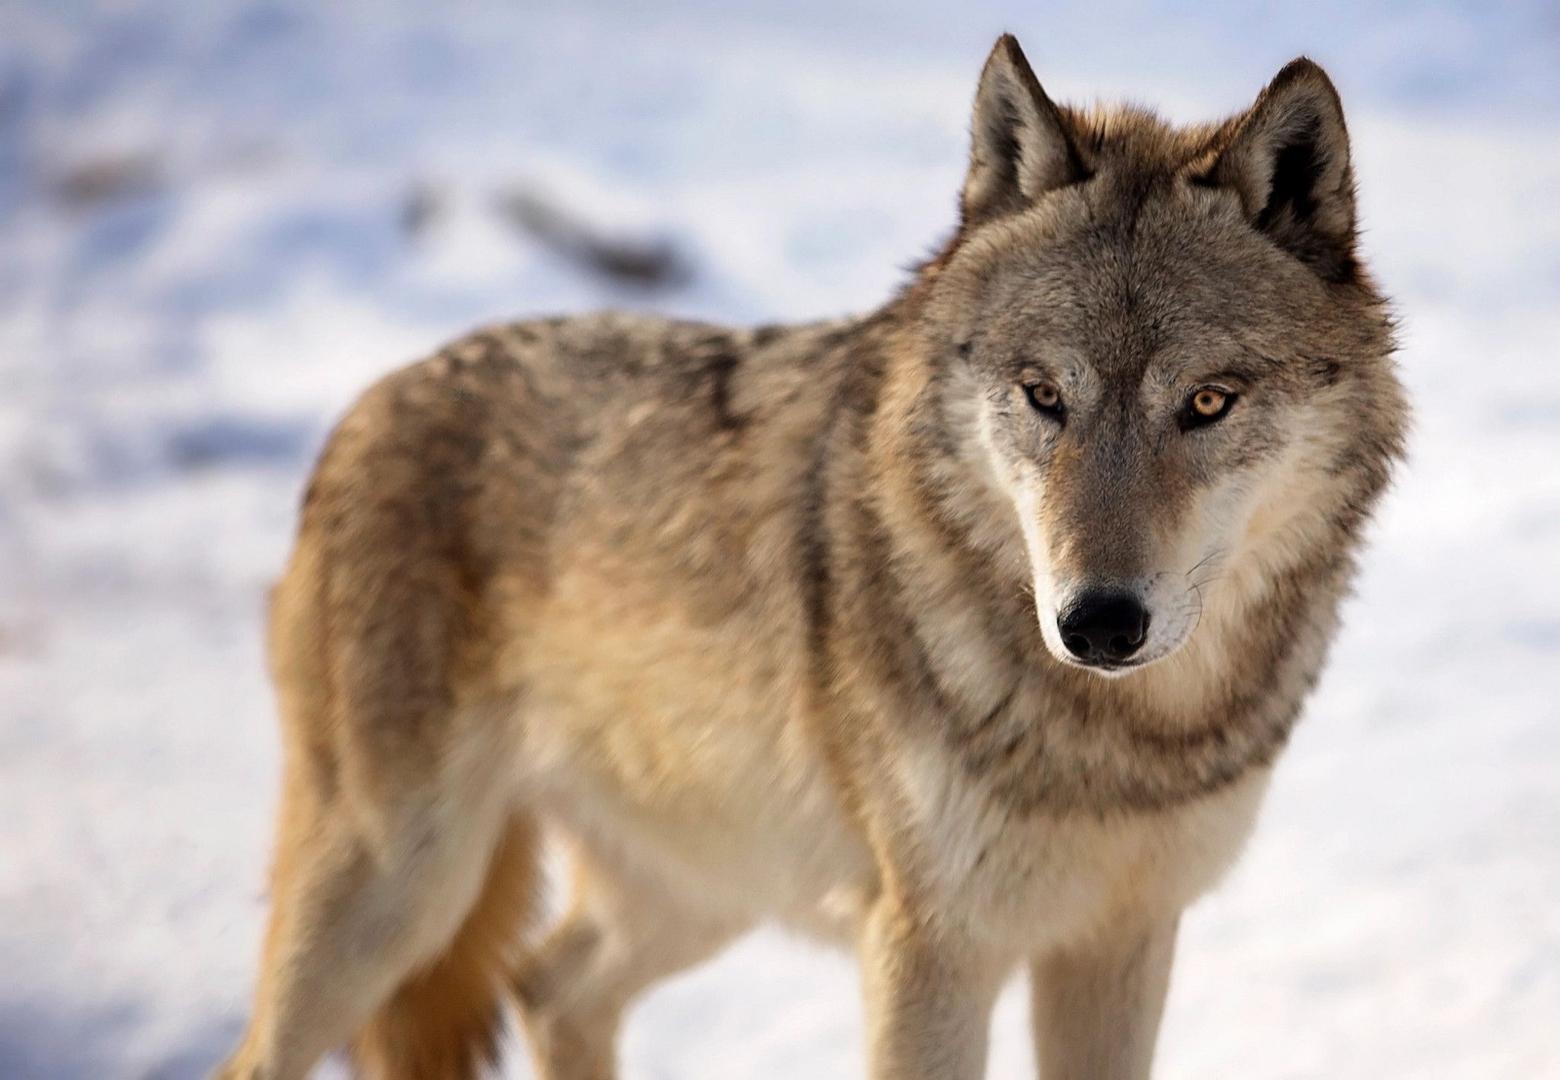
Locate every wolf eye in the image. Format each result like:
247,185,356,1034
1182,386,1235,428
1023,381,1064,418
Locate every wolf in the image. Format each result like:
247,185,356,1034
218,34,1407,1080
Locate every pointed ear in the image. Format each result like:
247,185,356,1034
961,35,1087,227
1205,58,1358,282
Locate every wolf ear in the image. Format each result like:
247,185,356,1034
1205,58,1357,282
961,35,1087,227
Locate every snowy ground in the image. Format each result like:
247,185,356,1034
3,2,1559,1077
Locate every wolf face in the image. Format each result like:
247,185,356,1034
920,39,1401,675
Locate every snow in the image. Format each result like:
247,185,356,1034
2,2,1558,1076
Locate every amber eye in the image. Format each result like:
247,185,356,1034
1184,386,1235,427
1024,382,1064,417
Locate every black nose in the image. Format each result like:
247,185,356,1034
1057,590,1150,664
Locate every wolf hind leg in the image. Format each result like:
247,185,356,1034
216,743,534,1080
515,847,749,1080
218,514,539,1079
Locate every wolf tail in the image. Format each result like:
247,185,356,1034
348,818,541,1078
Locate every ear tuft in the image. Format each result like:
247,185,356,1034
961,35,1087,227
1206,58,1358,282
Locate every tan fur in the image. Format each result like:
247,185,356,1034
218,36,1407,1080
351,820,538,1079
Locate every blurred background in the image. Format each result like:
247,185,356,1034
2,1,1558,1076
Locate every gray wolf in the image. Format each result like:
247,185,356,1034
218,34,1407,1080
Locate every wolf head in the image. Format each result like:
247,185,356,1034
916,36,1406,677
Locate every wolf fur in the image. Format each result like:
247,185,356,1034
218,35,1407,1080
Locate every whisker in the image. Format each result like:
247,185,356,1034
1185,547,1228,580
1189,570,1226,592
